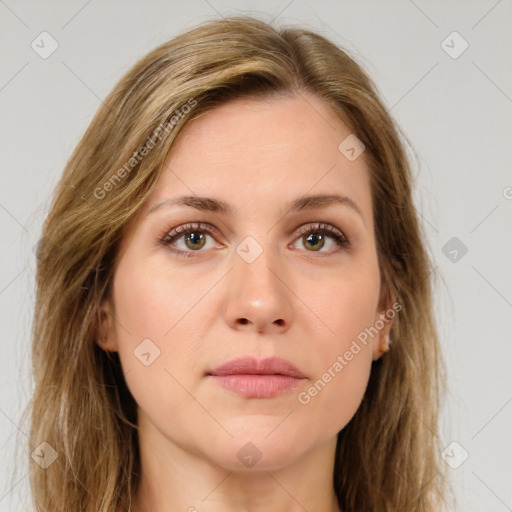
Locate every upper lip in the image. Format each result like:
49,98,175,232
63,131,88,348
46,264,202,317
207,356,306,378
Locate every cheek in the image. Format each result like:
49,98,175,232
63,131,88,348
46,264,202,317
110,263,201,436
298,345,373,434
297,312,374,439
112,255,207,348
110,252,218,399
295,261,379,431
310,258,381,354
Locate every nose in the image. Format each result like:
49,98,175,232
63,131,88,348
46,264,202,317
223,242,293,335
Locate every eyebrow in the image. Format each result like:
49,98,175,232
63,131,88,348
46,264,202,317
148,193,364,221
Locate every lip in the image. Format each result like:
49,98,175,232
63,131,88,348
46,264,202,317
206,356,307,398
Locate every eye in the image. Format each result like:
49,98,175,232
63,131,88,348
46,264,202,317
158,221,350,258
159,222,221,258
291,223,349,254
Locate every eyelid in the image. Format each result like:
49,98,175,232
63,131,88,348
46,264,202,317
293,222,348,244
158,220,350,256
160,221,221,244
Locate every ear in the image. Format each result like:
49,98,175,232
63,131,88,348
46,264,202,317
371,291,397,362
96,298,119,353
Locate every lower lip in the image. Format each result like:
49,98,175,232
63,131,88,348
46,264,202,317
208,374,305,398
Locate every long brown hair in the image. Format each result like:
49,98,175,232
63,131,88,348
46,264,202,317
25,15,448,511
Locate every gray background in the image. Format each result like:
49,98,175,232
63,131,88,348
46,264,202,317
1,0,511,510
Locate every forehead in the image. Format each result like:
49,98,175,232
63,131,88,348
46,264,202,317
168,93,354,169
143,93,373,225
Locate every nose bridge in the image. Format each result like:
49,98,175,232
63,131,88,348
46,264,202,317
224,233,293,332
234,233,284,296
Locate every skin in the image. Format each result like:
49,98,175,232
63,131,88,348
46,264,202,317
99,92,395,512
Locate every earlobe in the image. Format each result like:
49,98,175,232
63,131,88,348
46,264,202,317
97,299,119,352
372,332,391,361
371,301,396,361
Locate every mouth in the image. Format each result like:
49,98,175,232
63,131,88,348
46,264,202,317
205,356,307,398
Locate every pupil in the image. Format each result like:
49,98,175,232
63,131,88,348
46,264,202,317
305,233,324,251
186,232,205,249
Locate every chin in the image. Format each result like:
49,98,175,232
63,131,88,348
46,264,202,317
203,425,313,472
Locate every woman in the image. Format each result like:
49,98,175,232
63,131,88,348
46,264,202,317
28,15,447,511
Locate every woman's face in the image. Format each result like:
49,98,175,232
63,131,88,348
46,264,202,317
100,92,394,471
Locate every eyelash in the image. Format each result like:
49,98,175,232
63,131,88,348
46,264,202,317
158,221,350,259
